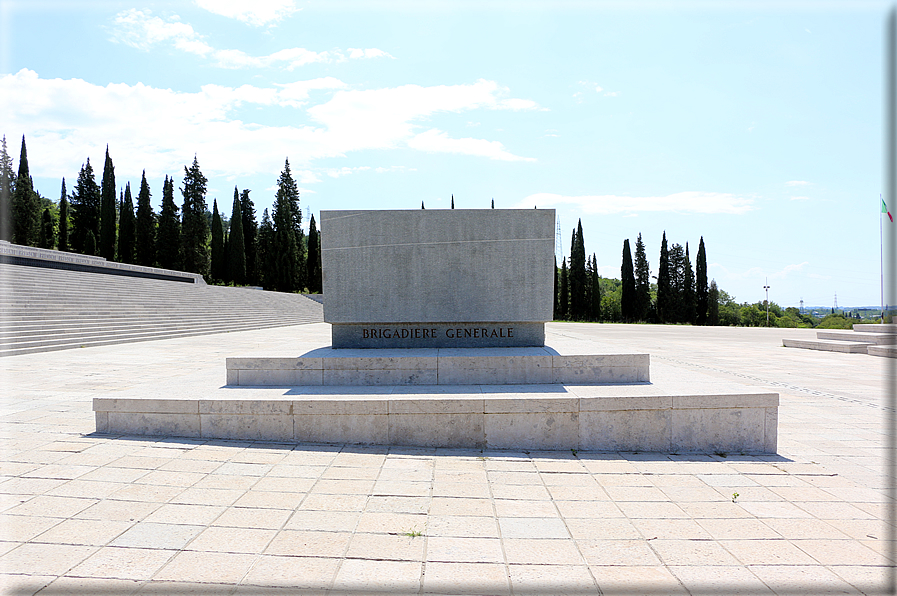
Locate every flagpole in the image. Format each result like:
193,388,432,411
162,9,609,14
882,194,885,322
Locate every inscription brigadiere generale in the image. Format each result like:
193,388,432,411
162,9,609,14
362,327,515,340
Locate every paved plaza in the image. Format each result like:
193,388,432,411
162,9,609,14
0,322,892,595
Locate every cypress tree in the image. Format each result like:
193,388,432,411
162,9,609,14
12,136,39,246
620,239,636,322
289,162,307,289
227,188,246,285
156,175,181,269
306,213,321,293
695,236,708,325
708,279,720,325
668,242,686,323
633,233,650,321
0,135,14,242
210,198,225,282
553,258,559,320
240,189,258,285
84,230,96,256
451,194,454,209
58,178,69,252
118,183,136,264
683,243,696,324
491,198,494,209
421,201,425,209
70,159,101,254
271,172,300,292
99,146,117,260
590,254,602,321
258,208,274,289
569,221,587,320
559,257,569,320
656,232,672,323
135,171,155,267
180,156,210,276
38,208,54,249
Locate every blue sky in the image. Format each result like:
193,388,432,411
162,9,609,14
1,0,890,307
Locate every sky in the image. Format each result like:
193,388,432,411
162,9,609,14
0,0,891,308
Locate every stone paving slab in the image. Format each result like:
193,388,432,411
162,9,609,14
0,322,893,595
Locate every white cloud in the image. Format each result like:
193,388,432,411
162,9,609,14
0,70,537,182
408,129,535,162
519,191,754,215
195,0,299,26
110,9,390,70
790,195,811,201
785,180,810,186
603,91,619,97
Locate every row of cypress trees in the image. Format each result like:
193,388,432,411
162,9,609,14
555,224,719,325
0,136,323,293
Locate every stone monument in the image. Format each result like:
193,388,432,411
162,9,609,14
321,209,554,348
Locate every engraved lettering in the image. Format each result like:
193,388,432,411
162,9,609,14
363,329,370,339
508,327,514,337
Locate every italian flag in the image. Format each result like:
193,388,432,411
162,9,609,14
883,197,893,222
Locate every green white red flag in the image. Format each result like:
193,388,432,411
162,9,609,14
883,196,893,222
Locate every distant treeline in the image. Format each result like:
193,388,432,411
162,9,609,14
0,135,322,293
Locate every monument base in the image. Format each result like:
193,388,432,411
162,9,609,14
93,384,778,453
226,347,648,386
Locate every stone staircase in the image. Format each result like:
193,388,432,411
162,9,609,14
0,262,324,357
783,323,897,357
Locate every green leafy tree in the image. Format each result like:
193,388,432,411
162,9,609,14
0,135,14,241
559,257,569,320
38,208,54,248
656,232,672,322
668,242,687,323
210,198,225,282
240,189,258,285
135,171,155,266
99,146,117,260
156,175,181,269
633,233,650,321
695,236,708,324
70,159,101,254
58,178,69,252
569,221,587,320
306,213,321,293
118,183,136,264
226,188,246,285
180,156,210,276
620,239,635,322
12,135,39,246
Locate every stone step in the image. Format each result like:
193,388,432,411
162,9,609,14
0,320,313,357
93,381,778,453
853,323,897,333
226,349,651,386
815,330,897,344
867,345,897,358
782,338,870,354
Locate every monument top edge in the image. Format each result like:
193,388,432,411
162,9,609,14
320,208,555,215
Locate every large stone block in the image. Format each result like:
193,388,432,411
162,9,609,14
321,209,554,347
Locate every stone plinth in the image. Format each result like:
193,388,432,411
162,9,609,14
93,388,778,453
321,209,554,348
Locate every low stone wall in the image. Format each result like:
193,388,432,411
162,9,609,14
0,240,204,284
